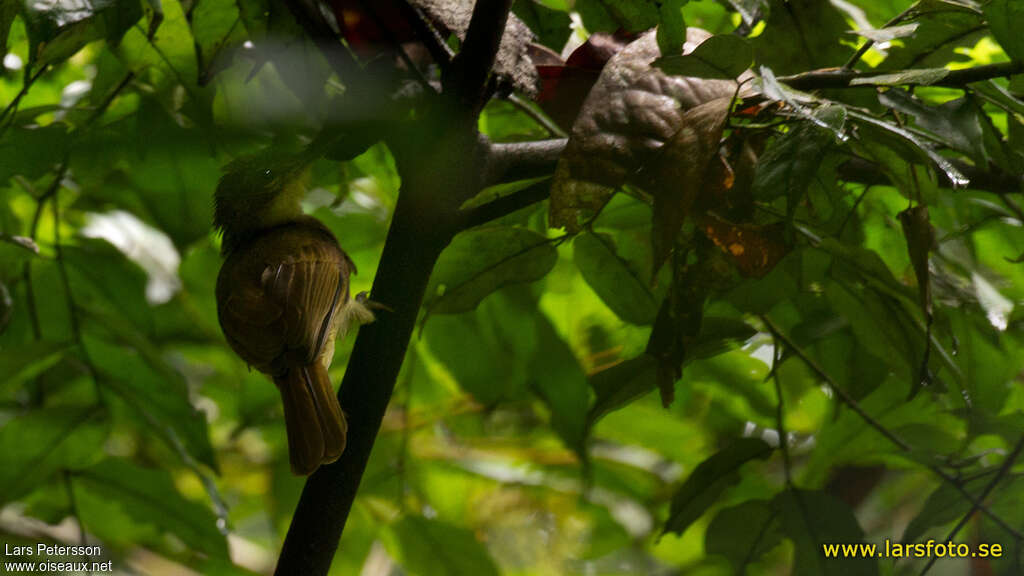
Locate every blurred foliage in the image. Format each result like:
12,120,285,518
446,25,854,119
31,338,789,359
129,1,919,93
0,0,1023,575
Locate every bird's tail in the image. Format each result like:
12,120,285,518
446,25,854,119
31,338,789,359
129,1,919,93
274,363,347,475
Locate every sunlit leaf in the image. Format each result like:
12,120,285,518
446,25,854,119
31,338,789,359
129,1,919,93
386,515,500,576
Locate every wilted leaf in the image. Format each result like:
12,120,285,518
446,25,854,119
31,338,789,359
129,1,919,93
655,34,753,80
550,28,747,232
774,489,879,576
574,231,658,325
76,458,229,559
387,515,500,576
663,437,772,535
706,500,783,573
424,227,557,315
0,406,109,506
647,96,732,270
698,213,788,278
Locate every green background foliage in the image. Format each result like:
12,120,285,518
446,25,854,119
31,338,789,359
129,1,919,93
1,0,1023,575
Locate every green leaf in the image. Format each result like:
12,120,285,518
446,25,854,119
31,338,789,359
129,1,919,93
0,0,18,54
188,0,245,84
902,474,990,543
22,0,143,68
425,227,557,315
574,0,659,33
0,124,70,185
530,313,589,457
588,354,659,424
775,489,879,576
425,291,536,405
753,0,852,75
848,23,920,42
86,335,218,470
705,500,784,573
0,406,109,506
880,2,985,71
656,0,687,56
752,108,841,212
0,341,72,393
386,515,500,576
991,0,1024,60
63,237,152,333
655,34,752,79
76,458,228,559
663,438,773,535
574,232,658,325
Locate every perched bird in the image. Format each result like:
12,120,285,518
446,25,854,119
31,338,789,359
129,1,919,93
213,150,375,475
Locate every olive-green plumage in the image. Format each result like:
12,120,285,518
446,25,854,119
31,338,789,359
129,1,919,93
214,151,373,475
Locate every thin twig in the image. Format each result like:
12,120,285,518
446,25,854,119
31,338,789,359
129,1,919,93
506,93,567,138
761,316,1024,541
443,0,514,113
768,338,793,487
843,4,919,70
779,60,1024,91
0,66,48,132
918,434,1024,576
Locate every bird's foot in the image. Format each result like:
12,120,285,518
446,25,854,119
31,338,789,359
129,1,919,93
355,291,394,313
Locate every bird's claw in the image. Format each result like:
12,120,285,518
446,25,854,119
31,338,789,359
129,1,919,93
355,291,394,313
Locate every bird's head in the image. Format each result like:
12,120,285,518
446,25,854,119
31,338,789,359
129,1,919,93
213,149,313,254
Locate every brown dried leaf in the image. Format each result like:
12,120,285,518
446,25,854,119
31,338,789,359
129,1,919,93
698,213,788,278
647,96,732,272
549,27,749,233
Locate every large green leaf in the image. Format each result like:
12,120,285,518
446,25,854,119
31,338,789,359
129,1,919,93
655,34,752,79
21,0,143,68
0,405,109,506
706,499,784,573
663,437,773,535
76,458,228,559
985,0,1024,61
425,226,557,315
530,313,589,457
574,231,658,325
0,340,71,393
775,489,879,576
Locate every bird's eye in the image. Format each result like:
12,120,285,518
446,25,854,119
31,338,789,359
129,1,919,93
263,169,273,179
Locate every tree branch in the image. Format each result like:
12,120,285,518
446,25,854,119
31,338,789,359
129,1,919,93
778,60,1024,91
483,138,566,186
443,0,514,113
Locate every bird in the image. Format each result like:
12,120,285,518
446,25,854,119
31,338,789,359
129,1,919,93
213,149,375,475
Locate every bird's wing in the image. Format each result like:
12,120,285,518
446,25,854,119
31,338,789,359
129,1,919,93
217,223,350,373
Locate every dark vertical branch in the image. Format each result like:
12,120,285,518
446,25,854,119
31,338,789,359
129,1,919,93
443,0,514,113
